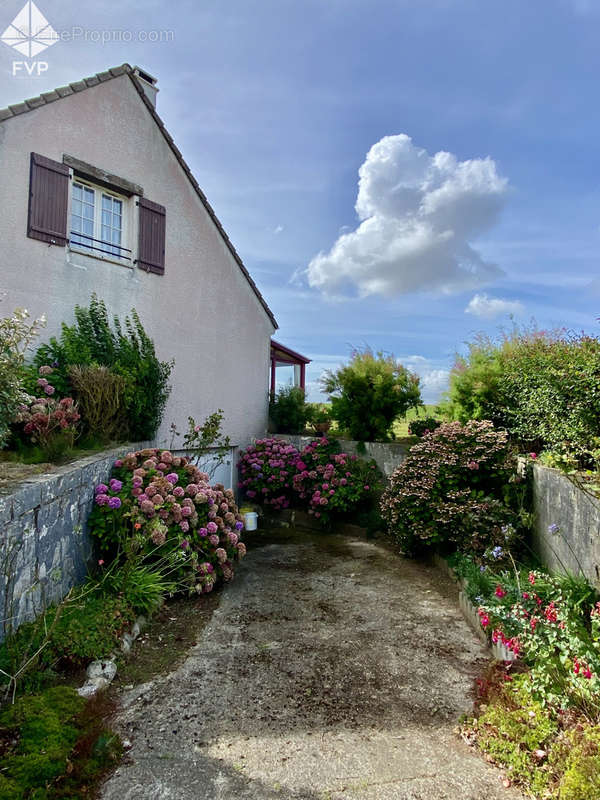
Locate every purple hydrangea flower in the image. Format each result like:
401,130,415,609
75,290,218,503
108,496,122,510
109,479,123,492
199,527,208,537
95,484,108,495
206,521,218,534
235,521,244,531
180,539,189,549
166,472,179,484
95,493,109,506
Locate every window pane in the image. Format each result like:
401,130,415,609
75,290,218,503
100,194,123,256
71,183,95,250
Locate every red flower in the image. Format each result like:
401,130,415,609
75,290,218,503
495,585,506,599
528,572,536,585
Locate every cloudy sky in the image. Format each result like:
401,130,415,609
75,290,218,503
1,0,599,402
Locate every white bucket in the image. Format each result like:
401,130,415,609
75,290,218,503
243,511,258,531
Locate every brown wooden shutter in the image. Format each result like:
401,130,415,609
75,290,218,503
137,197,166,274
27,153,69,246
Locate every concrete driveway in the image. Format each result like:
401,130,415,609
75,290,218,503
102,531,523,800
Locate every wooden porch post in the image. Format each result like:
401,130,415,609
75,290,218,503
270,357,276,396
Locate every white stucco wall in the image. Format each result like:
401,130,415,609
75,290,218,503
0,74,275,449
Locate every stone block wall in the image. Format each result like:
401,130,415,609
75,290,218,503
272,434,409,477
0,445,146,638
533,463,600,590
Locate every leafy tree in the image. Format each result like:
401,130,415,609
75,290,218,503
321,347,421,442
269,385,311,434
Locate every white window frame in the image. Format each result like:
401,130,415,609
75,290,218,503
69,177,132,265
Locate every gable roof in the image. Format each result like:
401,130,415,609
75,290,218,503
0,64,278,329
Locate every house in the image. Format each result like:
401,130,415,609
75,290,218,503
0,63,278,461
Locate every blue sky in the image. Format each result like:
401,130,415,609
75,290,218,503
1,0,599,402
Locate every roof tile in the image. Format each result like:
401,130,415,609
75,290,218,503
8,103,28,115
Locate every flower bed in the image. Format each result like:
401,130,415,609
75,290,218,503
452,550,600,798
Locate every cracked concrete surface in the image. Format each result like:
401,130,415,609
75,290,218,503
101,531,523,799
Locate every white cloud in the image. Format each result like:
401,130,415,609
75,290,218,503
465,293,524,319
419,369,451,403
307,134,508,298
402,355,450,404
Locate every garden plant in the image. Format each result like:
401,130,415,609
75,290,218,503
321,347,421,442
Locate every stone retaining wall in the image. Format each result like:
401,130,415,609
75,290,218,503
533,463,600,590
0,444,148,638
272,434,410,476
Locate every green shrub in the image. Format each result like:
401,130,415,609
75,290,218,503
321,347,421,442
0,585,136,690
29,295,173,441
0,307,45,450
106,564,174,616
444,328,600,463
269,386,310,434
442,335,505,426
380,420,521,556
407,416,442,437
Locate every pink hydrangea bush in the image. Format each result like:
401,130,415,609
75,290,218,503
238,438,299,510
89,447,246,594
14,366,80,458
292,437,381,524
239,436,382,525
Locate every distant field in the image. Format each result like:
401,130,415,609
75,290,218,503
323,403,446,441
392,404,446,438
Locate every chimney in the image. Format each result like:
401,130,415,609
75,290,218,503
133,66,159,108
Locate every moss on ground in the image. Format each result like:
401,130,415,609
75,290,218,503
474,674,557,796
550,725,600,799
0,686,121,799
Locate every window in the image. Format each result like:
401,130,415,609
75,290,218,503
28,152,165,275
70,180,130,262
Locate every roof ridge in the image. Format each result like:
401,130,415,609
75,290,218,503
0,63,278,329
